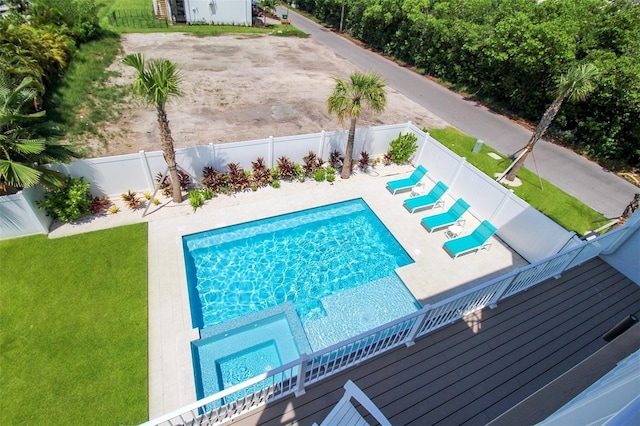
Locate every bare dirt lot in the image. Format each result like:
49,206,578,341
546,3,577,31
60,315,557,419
93,32,448,156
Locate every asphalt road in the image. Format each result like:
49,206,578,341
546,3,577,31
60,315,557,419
280,7,638,219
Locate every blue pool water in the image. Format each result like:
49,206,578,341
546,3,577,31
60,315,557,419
183,198,419,398
192,306,308,400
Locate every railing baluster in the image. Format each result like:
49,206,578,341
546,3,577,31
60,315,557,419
143,224,635,426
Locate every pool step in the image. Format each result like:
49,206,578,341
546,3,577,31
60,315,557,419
303,275,420,350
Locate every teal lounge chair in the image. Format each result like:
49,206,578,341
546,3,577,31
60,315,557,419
386,165,428,194
403,181,448,213
443,220,498,258
421,198,471,232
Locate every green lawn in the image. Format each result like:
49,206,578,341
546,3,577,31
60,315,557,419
428,127,607,235
0,224,148,425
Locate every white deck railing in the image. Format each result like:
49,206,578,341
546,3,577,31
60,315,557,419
142,223,635,426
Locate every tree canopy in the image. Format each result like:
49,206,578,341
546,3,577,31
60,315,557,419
296,0,640,170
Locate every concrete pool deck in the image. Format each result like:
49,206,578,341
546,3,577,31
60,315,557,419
79,164,527,418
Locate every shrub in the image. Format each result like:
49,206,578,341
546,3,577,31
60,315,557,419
251,157,272,188
188,189,205,212
38,176,92,222
389,133,418,164
359,151,371,170
326,166,336,183
89,196,110,214
202,166,230,193
121,190,143,210
383,151,393,165
314,169,326,182
303,151,323,176
276,156,297,181
201,188,214,200
328,149,342,169
227,163,250,192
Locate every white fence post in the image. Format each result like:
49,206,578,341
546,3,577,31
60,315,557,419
268,136,275,169
487,272,519,308
294,355,307,397
450,156,466,187
318,130,326,161
404,309,429,347
415,130,429,167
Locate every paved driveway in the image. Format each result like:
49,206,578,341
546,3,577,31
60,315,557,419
280,7,638,219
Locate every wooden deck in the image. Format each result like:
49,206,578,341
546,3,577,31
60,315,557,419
231,257,640,425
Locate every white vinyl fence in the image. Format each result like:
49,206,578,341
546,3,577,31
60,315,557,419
141,218,639,426
2,122,573,263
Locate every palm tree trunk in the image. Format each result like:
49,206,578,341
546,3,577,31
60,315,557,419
157,107,182,203
505,97,564,182
341,118,357,179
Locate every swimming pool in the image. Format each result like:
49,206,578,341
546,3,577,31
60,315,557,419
183,198,419,397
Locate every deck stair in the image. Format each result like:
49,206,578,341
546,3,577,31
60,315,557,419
156,0,168,19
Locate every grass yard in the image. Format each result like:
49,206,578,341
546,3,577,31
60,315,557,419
0,223,148,425
428,127,607,235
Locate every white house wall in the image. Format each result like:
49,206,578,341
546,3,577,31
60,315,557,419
185,0,251,26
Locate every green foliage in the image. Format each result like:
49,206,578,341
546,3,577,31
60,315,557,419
429,127,606,234
314,168,326,182
45,33,124,150
0,71,76,193
388,132,418,164
201,187,214,200
0,224,148,424
29,0,102,43
188,189,205,211
37,176,92,222
298,0,640,170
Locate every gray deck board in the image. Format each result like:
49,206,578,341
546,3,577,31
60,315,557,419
231,257,640,425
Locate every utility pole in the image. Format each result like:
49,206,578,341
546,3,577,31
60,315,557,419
339,1,345,32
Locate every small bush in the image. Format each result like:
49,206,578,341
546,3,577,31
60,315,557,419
188,189,205,212
328,149,342,169
383,151,393,165
359,151,371,170
202,166,230,193
201,188,214,200
389,133,418,164
277,156,297,181
314,169,326,182
303,151,323,176
251,157,272,188
121,190,143,210
326,166,336,183
108,205,119,214
89,196,110,214
227,163,250,192
38,176,92,222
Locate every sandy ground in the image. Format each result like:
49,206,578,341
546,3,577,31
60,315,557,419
90,33,448,156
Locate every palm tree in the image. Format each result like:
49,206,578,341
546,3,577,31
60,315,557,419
327,71,387,179
0,72,74,195
503,64,598,182
124,53,183,203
